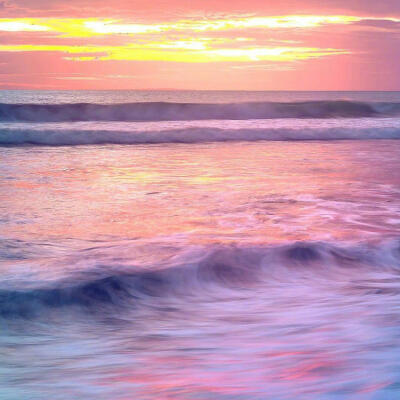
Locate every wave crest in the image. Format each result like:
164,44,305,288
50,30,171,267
2,240,400,319
1,100,400,122
1,126,400,146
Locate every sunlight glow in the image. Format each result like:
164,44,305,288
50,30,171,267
0,15,377,65
0,19,50,32
0,15,368,37
0,43,349,63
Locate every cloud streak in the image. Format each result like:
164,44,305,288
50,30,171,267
0,15,370,36
0,15,358,65
0,43,349,63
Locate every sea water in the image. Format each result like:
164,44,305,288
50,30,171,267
1,91,400,399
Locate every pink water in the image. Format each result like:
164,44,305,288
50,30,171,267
1,139,400,399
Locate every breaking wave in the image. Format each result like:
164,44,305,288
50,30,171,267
1,100,400,122
2,239,400,318
1,126,400,146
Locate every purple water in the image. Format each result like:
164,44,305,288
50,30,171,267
1,91,400,399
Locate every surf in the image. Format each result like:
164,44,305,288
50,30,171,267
1,100,400,122
1,125,400,146
2,239,400,319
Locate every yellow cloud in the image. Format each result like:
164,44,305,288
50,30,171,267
0,43,350,63
0,19,50,32
0,15,358,64
0,44,106,53
175,15,361,31
0,15,371,37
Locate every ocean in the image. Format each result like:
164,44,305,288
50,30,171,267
1,90,400,399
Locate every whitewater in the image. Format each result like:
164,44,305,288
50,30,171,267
1,90,400,400
2,118,400,145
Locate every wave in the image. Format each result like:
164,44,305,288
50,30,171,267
1,101,400,122
1,126,400,146
2,239,400,318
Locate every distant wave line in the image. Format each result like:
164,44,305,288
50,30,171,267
1,100,400,122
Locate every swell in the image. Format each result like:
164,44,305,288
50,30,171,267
1,126,400,146
1,101,400,122
1,240,400,318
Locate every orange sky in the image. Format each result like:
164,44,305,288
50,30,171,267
1,0,400,90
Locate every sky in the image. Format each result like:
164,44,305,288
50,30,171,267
0,0,400,90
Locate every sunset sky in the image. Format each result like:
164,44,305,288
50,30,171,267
1,0,400,90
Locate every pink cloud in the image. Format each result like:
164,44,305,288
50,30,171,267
0,1,400,89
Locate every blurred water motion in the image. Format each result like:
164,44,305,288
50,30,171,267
1,90,400,399
1,140,400,399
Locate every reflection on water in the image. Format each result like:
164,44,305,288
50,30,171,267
1,140,400,399
1,140,400,244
